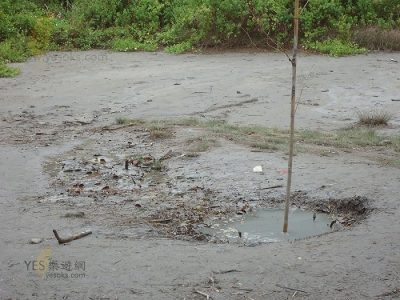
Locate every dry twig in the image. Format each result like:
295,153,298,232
213,269,241,274
195,289,211,299
260,184,284,190
53,229,92,244
276,284,308,294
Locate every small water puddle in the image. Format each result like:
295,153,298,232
202,208,332,243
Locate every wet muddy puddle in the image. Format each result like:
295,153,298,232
202,208,332,243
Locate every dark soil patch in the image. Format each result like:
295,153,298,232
39,123,373,242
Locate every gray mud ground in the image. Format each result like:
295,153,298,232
1,50,400,299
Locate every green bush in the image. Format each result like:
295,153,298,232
341,0,400,29
310,39,367,57
0,35,31,62
0,62,21,77
0,1,40,41
111,37,157,51
115,0,165,41
300,0,343,43
48,19,74,50
164,41,192,54
28,16,54,54
246,0,292,47
159,0,293,48
0,0,399,78
9,0,400,56
70,0,120,29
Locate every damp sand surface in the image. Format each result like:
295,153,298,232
0,51,399,299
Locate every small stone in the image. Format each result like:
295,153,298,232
30,238,42,244
253,166,263,172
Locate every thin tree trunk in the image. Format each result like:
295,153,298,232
283,0,299,233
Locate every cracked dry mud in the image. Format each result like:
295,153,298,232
1,50,400,299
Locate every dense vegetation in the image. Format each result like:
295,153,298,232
1,0,399,76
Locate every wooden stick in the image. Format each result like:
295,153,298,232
213,269,241,274
236,288,253,292
260,184,284,190
53,229,92,244
276,284,308,293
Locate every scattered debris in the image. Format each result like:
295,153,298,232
149,219,172,224
276,284,308,294
375,288,400,298
330,220,342,231
297,100,319,106
330,220,337,228
194,289,211,299
303,195,371,228
40,124,373,242
159,149,177,161
125,159,129,170
63,212,85,218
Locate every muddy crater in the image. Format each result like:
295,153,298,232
40,123,372,243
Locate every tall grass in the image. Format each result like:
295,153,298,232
354,109,395,126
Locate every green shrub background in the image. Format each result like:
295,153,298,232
1,0,399,76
